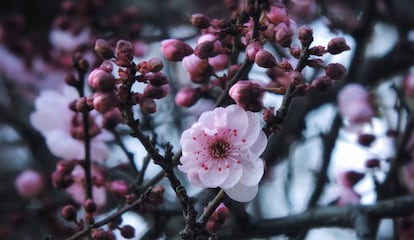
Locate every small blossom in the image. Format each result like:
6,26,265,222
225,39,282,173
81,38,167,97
338,84,374,124
15,170,44,199
178,105,267,202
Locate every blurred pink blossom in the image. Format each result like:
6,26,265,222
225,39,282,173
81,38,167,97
15,170,44,199
338,83,374,125
30,86,112,162
178,104,267,202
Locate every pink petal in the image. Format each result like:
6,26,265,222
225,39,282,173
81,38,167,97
249,130,267,156
187,171,205,187
46,131,85,160
198,161,229,188
224,183,259,202
220,160,243,188
239,158,264,186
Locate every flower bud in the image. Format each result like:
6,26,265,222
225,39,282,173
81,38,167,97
56,160,77,174
246,41,263,60
308,45,326,56
194,41,216,59
95,39,115,59
61,205,77,221
150,185,165,205
102,108,123,130
161,39,193,61
65,73,80,87
209,54,229,71
139,98,156,114
99,60,113,73
76,97,93,112
357,133,376,146
311,75,333,92
84,198,97,213
298,25,313,46
229,80,264,112
266,5,288,25
255,49,277,68
145,72,169,86
115,40,134,67
108,180,129,196
325,63,346,80
92,92,116,113
290,44,301,59
175,87,200,107
147,58,164,72
327,37,350,55
143,84,169,99
189,13,211,29
275,23,293,47
15,170,44,199
88,68,116,91
52,171,74,188
120,225,135,239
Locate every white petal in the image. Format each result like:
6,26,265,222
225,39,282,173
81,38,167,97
224,183,259,202
186,171,205,187
30,110,70,134
46,131,85,160
239,159,264,186
220,160,243,188
199,161,229,188
249,130,267,156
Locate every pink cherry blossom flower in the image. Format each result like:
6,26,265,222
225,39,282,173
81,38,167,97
30,85,112,162
178,104,267,202
338,83,374,125
15,170,44,199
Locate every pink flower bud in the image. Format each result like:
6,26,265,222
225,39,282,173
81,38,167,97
161,39,193,61
266,5,288,25
147,58,164,72
175,87,200,107
246,41,263,60
275,23,293,47
76,96,93,112
298,25,313,46
145,72,169,86
120,225,135,239
325,63,346,80
94,39,115,59
290,44,301,59
15,170,44,199
189,13,211,29
327,37,350,55
108,180,129,196
61,205,77,222
99,60,114,73
115,40,134,67
229,80,264,112
143,84,169,99
133,41,148,57
194,41,216,59
182,54,211,84
308,45,326,56
102,108,123,130
311,75,333,91
84,198,97,213
139,98,156,114
92,92,116,113
209,54,229,71
207,203,229,232
255,49,277,68
88,68,116,91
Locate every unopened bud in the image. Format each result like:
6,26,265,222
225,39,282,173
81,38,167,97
15,170,44,199
108,180,129,196
311,75,333,91
189,13,211,29
229,80,264,112
95,39,115,59
290,44,301,59
143,84,169,99
65,73,79,87
327,37,350,55
120,225,135,239
325,63,346,80
84,199,97,213
139,98,156,114
147,58,164,72
246,41,263,60
145,72,169,86
275,24,293,47
161,39,193,61
308,45,326,56
102,108,123,130
61,205,77,222
194,41,216,59
76,96,93,112
255,49,277,68
115,40,134,67
298,25,313,46
88,68,116,91
92,92,116,113
175,87,200,107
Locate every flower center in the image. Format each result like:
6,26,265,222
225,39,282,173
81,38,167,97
209,139,230,159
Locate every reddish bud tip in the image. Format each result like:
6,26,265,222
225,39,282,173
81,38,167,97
61,205,77,222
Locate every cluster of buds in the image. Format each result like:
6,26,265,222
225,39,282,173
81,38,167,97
93,39,169,114
206,203,230,232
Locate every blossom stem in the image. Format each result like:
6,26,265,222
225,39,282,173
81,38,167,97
198,189,225,226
